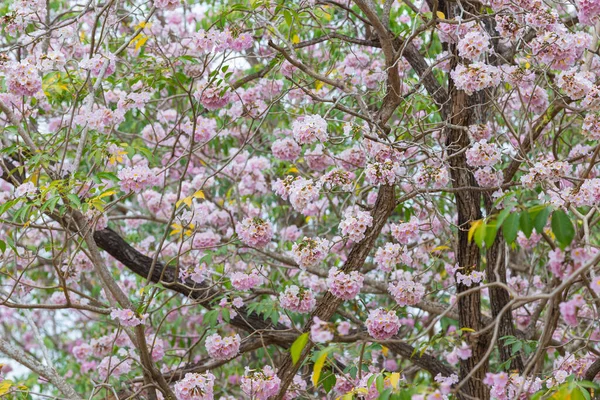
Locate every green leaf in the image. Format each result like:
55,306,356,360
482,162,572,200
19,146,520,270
484,222,499,248
474,221,487,248
520,210,533,238
67,193,82,208
533,207,550,233
552,210,575,249
290,333,309,365
284,9,293,27
322,373,336,393
221,307,230,323
0,240,5,253
503,212,520,243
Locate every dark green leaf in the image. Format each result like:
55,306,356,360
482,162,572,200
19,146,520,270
533,207,550,233
520,210,533,238
551,210,575,249
503,212,520,243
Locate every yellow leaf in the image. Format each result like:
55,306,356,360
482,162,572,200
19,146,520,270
525,62,531,69
468,219,483,243
292,34,300,44
431,245,450,252
436,11,445,19
176,196,193,208
98,190,116,199
315,80,324,91
133,34,148,52
287,166,299,174
170,223,183,236
389,372,401,389
0,381,13,396
312,351,329,386
355,388,369,394
193,190,205,199
381,345,389,356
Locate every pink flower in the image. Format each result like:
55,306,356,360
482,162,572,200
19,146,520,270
236,217,273,247
466,140,501,167
117,164,160,193
240,365,281,400
97,356,132,380
556,69,594,100
339,209,373,242
415,164,450,189
271,138,301,161
474,167,503,188
457,30,490,60
310,316,334,343
388,277,426,306
291,237,329,269
288,177,321,213
110,308,147,327
451,62,501,95
6,61,42,96
365,160,400,186
292,115,328,144
327,268,364,300
365,308,401,340
205,333,241,360
195,83,230,110
230,270,263,290
279,285,316,313
559,294,585,326
374,243,411,272
337,321,351,335
390,217,420,245
174,372,216,400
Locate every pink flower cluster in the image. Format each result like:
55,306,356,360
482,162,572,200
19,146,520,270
466,140,501,167
231,270,264,290
391,217,420,245
339,209,373,242
279,285,316,313
292,114,328,144
110,308,148,327
310,316,334,343
117,164,160,193
559,294,585,326
456,270,485,286
241,366,281,400
388,277,426,306
415,164,450,189
457,30,490,60
446,342,472,364
578,0,600,25
556,69,594,100
520,159,569,188
327,268,364,300
288,177,321,213
236,217,273,247
291,237,329,268
365,308,401,340
205,333,240,360
195,83,231,111
271,138,301,161
483,372,542,400
474,166,503,188
583,113,600,140
365,160,400,186
6,61,42,96
174,372,216,400
451,62,501,95
374,243,411,272
98,356,132,380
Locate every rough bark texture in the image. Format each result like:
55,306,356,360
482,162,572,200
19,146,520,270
443,16,490,395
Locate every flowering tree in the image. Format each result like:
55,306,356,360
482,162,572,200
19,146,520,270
3,0,600,398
